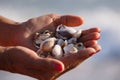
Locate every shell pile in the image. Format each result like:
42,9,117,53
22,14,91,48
34,24,85,59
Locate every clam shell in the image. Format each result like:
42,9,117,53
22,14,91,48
52,44,63,59
63,44,78,55
40,37,57,52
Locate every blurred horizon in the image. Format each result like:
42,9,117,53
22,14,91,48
0,0,120,80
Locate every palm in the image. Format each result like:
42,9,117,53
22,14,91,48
13,14,57,51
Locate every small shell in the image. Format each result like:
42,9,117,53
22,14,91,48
40,37,57,52
52,44,63,59
34,30,53,48
57,39,64,46
75,42,85,50
73,29,82,38
57,39,68,47
69,47,78,54
39,52,49,58
68,37,77,44
63,44,78,55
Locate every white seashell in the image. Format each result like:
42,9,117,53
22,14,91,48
52,44,63,59
73,29,82,38
40,37,57,52
56,24,76,34
68,37,77,44
56,24,77,39
69,47,78,54
75,42,85,50
63,44,78,55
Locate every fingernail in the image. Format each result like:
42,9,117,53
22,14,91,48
54,63,64,72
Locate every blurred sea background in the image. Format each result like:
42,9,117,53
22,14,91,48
0,0,120,80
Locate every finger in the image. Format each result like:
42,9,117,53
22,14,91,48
79,32,100,42
54,15,84,27
60,48,96,69
83,40,98,47
81,27,101,36
91,44,101,53
33,58,64,72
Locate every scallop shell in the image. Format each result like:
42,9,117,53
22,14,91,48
40,37,57,52
63,44,78,55
52,44,63,59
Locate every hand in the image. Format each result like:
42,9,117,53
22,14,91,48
0,14,83,51
0,14,101,80
2,46,64,80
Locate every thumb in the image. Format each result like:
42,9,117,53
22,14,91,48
34,58,64,72
54,15,84,27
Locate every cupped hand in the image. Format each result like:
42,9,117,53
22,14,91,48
1,14,101,80
7,14,83,51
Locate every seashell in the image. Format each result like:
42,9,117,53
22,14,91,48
75,42,85,50
57,39,64,46
40,30,53,40
37,49,49,58
69,47,78,54
57,39,68,47
68,37,77,44
35,24,84,59
40,37,57,52
56,24,76,34
34,30,53,48
52,44,63,59
56,24,77,39
63,44,78,55
73,29,82,38
39,52,49,58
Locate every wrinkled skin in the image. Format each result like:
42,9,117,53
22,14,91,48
0,14,101,80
